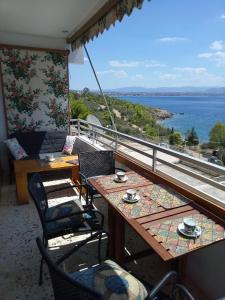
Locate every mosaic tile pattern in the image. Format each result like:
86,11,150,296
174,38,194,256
92,171,151,191
150,184,190,209
105,185,163,219
149,212,225,257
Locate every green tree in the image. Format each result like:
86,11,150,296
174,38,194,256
209,122,225,148
186,127,199,146
169,132,182,145
70,99,90,119
82,87,90,96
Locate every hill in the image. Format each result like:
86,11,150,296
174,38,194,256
69,90,172,142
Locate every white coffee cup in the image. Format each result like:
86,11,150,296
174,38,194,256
116,171,125,181
46,154,54,161
126,189,136,200
183,218,196,233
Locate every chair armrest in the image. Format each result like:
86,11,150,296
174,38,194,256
79,172,88,184
149,271,177,299
46,183,86,194
56,230,109,265
44,209,92,223
172,284,196,300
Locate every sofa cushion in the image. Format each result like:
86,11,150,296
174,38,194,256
10,131,67,155
10,131,46,155
40,131,67,154
70,259,148,300
4,138,28,160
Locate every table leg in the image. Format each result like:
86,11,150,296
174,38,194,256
108,206,125,264
71,165,79,182
114,214,125,264
15,172,29,204
108,205,116,258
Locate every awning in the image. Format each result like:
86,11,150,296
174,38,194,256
67,0,147,49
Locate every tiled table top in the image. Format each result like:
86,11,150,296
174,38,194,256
89,171,151,193
105,185,164,218
89,171,225,260
148,211,225,257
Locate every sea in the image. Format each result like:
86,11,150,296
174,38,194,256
117,95,225,143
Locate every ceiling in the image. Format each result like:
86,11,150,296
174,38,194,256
0,0,107,39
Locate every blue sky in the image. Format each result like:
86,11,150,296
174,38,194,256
69,0,225,90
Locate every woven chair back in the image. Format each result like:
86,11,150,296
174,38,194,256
36,238,100,300
79,151,115,178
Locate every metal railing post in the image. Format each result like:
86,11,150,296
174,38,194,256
152,149,157,172
115,132,118,151
77,119,80,136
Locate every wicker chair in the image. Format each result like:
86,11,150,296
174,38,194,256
36,232,196,300
28,173,104,285
78,150,125,204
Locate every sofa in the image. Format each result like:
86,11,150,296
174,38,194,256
9,131,98,160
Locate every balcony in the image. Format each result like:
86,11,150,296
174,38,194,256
1,1,225,299
1,120,225,299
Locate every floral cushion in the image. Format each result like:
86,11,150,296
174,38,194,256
62,135,76,155
4,138,28,160
71,259,148,300
45,200,84,238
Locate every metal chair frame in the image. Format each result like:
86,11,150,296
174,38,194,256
28,173,104,285
36,231,196,300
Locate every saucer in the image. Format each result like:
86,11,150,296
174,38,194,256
113,175,128,183
49,158,55,162
178,223,201,238
122,194,140,203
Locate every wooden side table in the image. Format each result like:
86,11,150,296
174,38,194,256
14,156,79,204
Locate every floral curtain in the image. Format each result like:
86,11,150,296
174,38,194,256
70,0,147,49
0,48,69,134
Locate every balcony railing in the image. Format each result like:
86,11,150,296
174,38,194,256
70,119,225,207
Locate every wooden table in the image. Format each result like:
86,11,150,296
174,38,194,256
14,155,79,204
89,171,225,264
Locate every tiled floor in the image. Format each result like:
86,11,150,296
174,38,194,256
0,174,202,300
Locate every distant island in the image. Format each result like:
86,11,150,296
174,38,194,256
103,86,225,96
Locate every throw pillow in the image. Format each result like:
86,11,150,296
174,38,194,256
62,135,76,155
4,138,28,160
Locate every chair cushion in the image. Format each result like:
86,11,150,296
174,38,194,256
45,200,84,238
4,138,28,159
70,259,148,300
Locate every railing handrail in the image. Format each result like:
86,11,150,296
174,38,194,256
70,118,225,176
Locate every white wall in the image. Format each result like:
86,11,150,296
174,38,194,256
187,240,225,299
0,31,66,49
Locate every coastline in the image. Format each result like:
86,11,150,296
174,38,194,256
117,94,225,143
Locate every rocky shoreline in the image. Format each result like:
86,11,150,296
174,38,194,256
152,108,173,120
